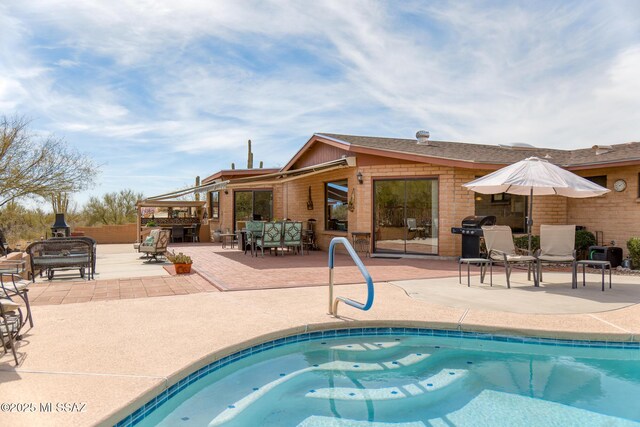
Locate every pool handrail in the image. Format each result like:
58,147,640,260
328,237,374,316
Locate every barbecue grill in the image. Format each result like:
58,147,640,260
451,215,497,258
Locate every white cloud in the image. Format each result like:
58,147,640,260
1,0,639,204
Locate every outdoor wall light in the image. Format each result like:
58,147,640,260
356,171,363,184
224,189,229,195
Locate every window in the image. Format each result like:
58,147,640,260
491,193,512,204
208,191,220,220
325,180,349,231
586,175,607,188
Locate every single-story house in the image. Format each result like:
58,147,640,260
201,132,640,258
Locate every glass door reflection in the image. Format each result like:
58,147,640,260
374,179,438,255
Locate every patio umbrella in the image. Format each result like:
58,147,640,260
463,157,609,253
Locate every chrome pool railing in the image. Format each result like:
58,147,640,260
328,237,374,317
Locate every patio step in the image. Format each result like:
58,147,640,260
298,416,427,427
329,341,401,352
208,352,430,426
305,368,467,401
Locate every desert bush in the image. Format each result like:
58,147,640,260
627,238,640,269
513,235,540,253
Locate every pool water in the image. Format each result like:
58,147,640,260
137,334,640,426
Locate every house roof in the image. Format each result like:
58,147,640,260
311,133,640,170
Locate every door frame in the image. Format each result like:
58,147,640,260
371,176,440,256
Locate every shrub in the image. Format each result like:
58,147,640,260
627,238,640,269
145,220,157,227
575,230,596,251
513,235,540,253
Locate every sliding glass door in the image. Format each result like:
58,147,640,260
373,178,438,255
234,190,273,230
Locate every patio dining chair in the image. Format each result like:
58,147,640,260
244,221,264,256
536,224,577,288
0,259,33,329
283,221,303,255
190,223,201,242
255,222,284,257
482,225,538,288
0,297,23,365
171,225,185,243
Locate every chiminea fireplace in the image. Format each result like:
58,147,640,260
51,213,70,237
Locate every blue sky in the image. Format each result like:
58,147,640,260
1,1,639,207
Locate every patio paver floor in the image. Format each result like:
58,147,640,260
171,243,469,290
27,273,218,305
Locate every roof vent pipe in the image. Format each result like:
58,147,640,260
416,130,430,145
592,145,613,155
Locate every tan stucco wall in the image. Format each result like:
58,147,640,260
75,224,137,244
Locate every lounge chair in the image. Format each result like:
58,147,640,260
0,297,22,365
482,225,538,288
536,224,577,288
283,221,303,255
255,222,283,257
140,229,171,262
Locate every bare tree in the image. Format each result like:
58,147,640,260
50,192,70,214
0,116,98,207
83,189,144,225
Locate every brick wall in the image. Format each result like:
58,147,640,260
567,166,640,256
74,224,137,244
278,163,479,256
202,157,637,257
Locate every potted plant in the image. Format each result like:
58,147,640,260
167,251,193,274
212,229,222,242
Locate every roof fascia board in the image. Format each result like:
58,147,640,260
280,134,351,172
566,158,640,170
345,144,506,170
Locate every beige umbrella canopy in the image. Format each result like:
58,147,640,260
463,157,610,252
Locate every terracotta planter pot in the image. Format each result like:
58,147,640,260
174,263,192,274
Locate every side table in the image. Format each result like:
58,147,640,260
577,260,611,292
351,232,371,257
220,233,236,249
458,258,492,287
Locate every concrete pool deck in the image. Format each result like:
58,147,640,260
2,273,640,427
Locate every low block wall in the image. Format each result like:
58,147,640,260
74,224,137,244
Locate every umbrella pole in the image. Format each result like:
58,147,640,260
528,187,533,254
527,187,535,284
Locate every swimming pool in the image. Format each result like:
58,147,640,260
123,329,640,426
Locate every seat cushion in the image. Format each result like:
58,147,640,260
505,255,536,262
0,298,20,312
538,255,575,262
1,280,29,293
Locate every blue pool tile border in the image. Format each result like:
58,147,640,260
115,327,640,426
